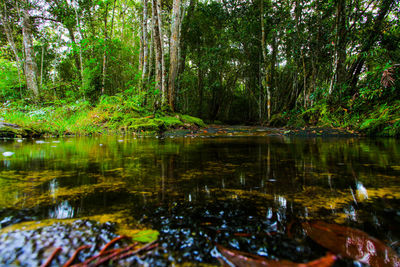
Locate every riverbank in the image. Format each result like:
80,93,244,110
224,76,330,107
1,98,396,138
272,100,400,137
0,99,205,138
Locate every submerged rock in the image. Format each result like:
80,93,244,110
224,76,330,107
0,220,120,266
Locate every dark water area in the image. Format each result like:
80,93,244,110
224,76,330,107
0,135,400,266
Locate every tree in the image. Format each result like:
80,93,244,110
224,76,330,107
21,0,40,99
168,0,182,111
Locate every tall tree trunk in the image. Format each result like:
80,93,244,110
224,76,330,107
66,26,82,80
270,30,277,111
101,2,109,95
152,0,163,106
197,65,204,116
168,0,182,111
0,6,23,95
260,0,270,121
156,0,166,105
0,9,22,65
110,0,117,38
142,0,149,83
329,0,347,95
74,4,85,96
21,2,39,99
148,20,154,83
40,44,44,87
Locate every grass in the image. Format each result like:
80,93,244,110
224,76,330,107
0,98,206,137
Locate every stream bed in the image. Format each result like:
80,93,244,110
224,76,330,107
0,133,400,266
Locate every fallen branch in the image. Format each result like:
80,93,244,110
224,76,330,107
41,247,62,267
63,245,91,267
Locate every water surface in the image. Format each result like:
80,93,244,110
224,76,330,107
0,135,399,265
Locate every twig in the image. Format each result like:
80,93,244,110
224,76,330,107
41,247,62,267
115,242,159,261
90,244,138,266
63,245,92,267
99,235,129,255
74,247,125,266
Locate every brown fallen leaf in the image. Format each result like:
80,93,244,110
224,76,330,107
216,244,336,267
302,221,400,267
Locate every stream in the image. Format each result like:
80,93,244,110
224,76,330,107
0,133,400,266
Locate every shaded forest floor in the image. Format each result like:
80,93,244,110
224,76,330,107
1,97,399,138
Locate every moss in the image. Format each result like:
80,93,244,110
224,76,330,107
180,114,206,127
0,123,41,138
128,118,164,132
157,116,184,128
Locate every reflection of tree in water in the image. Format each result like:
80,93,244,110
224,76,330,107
0,137,399,264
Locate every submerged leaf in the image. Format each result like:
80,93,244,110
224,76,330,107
302,221,400,267
215,244,336,267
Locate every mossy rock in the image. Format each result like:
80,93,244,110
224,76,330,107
179,115,206,127
127,118,165,132
157,116,184,128
0,122,41,138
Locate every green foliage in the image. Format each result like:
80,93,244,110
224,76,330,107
358,103,400,136
180,114,206,127
0,58,24,100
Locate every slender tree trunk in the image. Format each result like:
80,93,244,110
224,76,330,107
110,0,117,38
168,0,182,111
101,3,109,95
270,30,277,111
260,0,270,121
148,22,154,83
329,0,347,95
336,0,347,85
0,7,23,95
0,10,21,65
301,49,307,108
74,4,85,96
156,0,166,105
152,0,163,106
66,27,82,79
197,67,204,116
121,0,126,40
21,2,40,99
40,44,44,87
142,0,149,83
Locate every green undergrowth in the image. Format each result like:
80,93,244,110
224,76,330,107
0,97,205,136
283,99,400,136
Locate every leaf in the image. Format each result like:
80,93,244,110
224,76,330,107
215,244,336,267
130,229,159,243
302,221,400,267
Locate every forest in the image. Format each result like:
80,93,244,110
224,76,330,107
1,0,400,135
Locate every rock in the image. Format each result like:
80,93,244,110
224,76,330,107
0,122,41,138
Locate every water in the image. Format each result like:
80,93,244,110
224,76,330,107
0,135,400,265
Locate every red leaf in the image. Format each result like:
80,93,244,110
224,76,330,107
216,244,336,267
302,221,400,267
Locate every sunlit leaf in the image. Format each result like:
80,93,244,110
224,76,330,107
129,229,159,243
302,221,400,267
216,244,336,267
